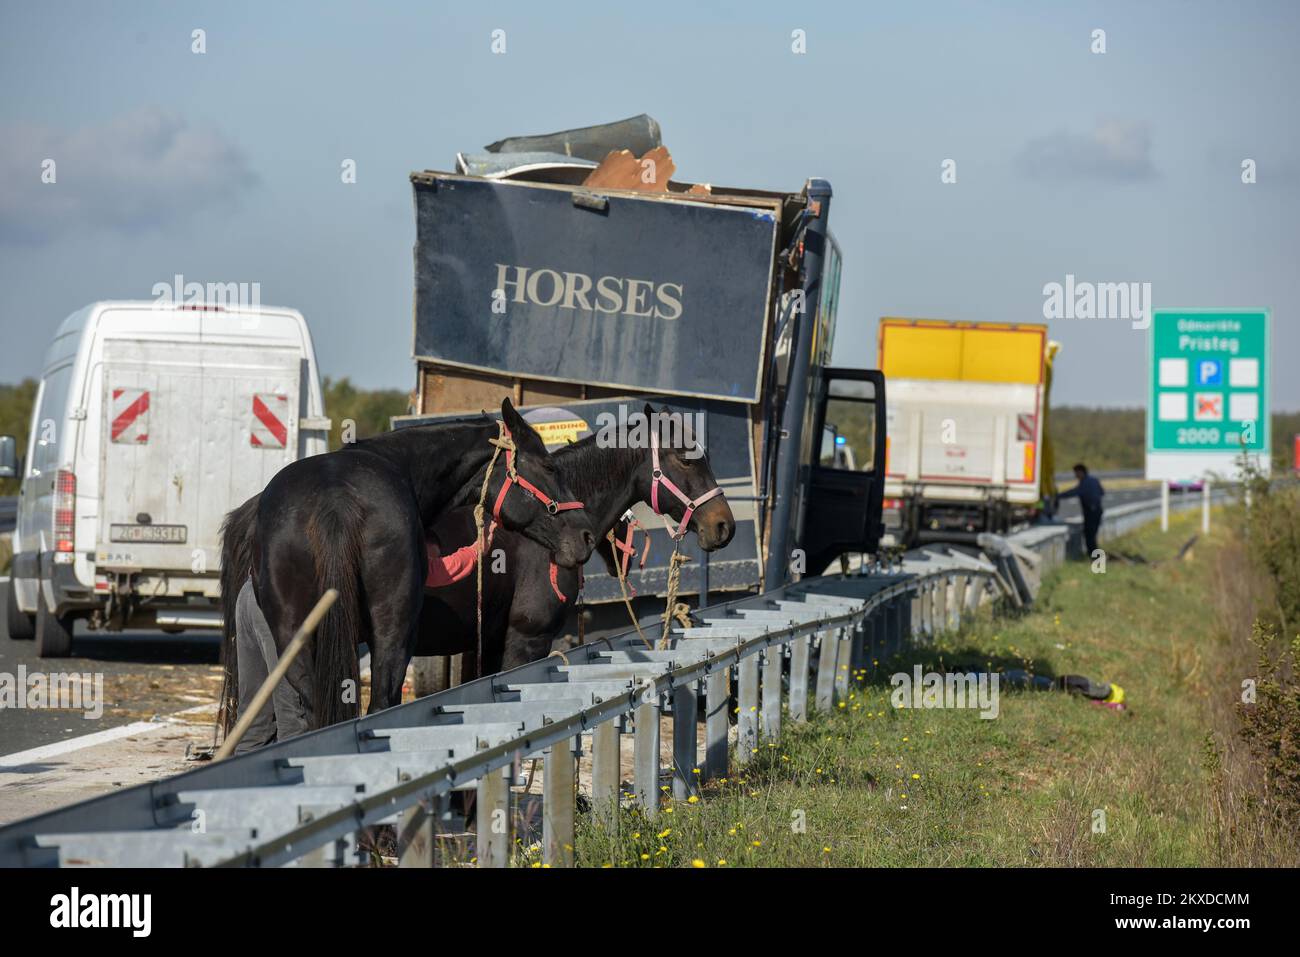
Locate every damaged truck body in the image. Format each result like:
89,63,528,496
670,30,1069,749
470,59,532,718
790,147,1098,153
398,116,889,650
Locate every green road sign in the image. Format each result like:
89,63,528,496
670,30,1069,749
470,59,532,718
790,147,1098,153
1146,309,1270,481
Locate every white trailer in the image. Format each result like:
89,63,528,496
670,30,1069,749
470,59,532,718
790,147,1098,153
878,319,1052,545
1,301,330,656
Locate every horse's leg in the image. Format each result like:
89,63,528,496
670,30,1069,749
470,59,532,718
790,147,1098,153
500,622,556,672
362,532,423,714
258,540,322,736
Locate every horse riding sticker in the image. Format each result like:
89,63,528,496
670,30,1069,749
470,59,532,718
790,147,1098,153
251,393,289,448
522,406,592,451
110,388,150,444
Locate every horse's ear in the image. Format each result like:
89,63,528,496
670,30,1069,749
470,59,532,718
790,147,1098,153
501,398,547,456
643,403,661,444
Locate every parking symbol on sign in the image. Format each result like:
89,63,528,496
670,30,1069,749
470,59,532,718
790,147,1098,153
1196,360,1222,386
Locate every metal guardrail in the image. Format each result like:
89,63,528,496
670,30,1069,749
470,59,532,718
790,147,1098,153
0,490,1218,868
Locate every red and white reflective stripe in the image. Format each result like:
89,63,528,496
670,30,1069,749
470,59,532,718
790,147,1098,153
251,393,289,449
650,429,724,539
110,388,150,444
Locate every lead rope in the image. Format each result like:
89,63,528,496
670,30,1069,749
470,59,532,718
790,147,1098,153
608,529,652,649
473,423,514,681
659,538,690,650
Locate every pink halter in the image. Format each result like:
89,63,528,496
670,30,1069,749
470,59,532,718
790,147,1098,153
650,428,725,540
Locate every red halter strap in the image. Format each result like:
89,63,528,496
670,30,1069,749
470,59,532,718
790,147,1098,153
650,428,725,540
491,424,585,524
609,511,651,581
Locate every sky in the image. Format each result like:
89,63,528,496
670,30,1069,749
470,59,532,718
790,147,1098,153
1,0,1297,409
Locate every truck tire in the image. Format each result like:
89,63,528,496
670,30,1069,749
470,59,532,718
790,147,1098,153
5,576,35,640
35,597,75,658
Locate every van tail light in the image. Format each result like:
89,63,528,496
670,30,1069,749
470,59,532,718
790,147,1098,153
54,468,76,554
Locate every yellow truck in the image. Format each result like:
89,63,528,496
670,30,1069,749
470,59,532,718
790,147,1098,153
878,318,1058,545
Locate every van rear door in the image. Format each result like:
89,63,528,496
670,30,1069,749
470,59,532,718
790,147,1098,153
97,340,301,573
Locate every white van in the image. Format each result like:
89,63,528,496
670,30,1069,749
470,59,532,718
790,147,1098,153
0,301,330,657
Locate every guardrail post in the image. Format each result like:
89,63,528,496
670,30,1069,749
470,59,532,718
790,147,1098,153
814,630,837,712
299,808,350,867
634,689,662,818
952,575,968,629
398,793,443,868
476,764,511,868
591,719,621,826
865,609,883,675
543,737,576,867
884,598,899,659
833,628,852,701
705,668,729,779
761,645,782,742
789,634,810,722
935,576,949,634
673,681,700,800
850,619,867,674
910,592,924,641
737,653,761,763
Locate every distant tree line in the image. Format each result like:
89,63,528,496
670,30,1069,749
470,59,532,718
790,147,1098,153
2,384,1297,497
0,379,38,496
320,376,411,450
1050,406,1300,474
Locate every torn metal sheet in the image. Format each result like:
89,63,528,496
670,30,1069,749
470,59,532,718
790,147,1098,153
484,113,662,162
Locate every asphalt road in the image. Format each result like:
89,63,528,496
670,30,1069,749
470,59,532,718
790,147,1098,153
0,578,223,756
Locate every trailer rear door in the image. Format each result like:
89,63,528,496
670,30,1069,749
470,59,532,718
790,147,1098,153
97,341,301,572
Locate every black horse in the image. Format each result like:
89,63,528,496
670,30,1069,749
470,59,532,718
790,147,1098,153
220,399,593,732
416,404,736,678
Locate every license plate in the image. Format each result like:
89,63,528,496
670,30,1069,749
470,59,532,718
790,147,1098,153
110,523,187,544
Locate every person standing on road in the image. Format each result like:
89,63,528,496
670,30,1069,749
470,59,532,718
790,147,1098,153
1057,463,1105,557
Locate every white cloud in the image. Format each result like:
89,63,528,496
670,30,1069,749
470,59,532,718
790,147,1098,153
0,108,258,244
1017,119,1158,182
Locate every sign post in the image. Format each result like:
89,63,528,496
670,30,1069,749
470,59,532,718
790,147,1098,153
1146,310,1270,507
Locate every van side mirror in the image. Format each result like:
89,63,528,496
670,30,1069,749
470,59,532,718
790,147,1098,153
0,435,17,479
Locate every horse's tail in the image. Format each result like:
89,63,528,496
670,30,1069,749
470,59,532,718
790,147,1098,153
217,495,260,736
307,501,365,729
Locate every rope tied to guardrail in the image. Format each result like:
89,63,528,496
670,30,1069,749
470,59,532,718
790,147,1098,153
659,539,690,649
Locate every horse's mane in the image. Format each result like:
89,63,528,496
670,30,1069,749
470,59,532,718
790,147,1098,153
551,434,639,504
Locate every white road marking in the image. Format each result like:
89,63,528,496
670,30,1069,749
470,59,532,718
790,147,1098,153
0,703,214,769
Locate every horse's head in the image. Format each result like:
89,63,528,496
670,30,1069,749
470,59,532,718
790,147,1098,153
640,403,735,551
488,399,595,568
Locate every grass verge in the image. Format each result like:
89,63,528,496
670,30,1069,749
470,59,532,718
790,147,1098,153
571,508,1295,867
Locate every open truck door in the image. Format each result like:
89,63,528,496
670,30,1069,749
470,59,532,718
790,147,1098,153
801,368,887,574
